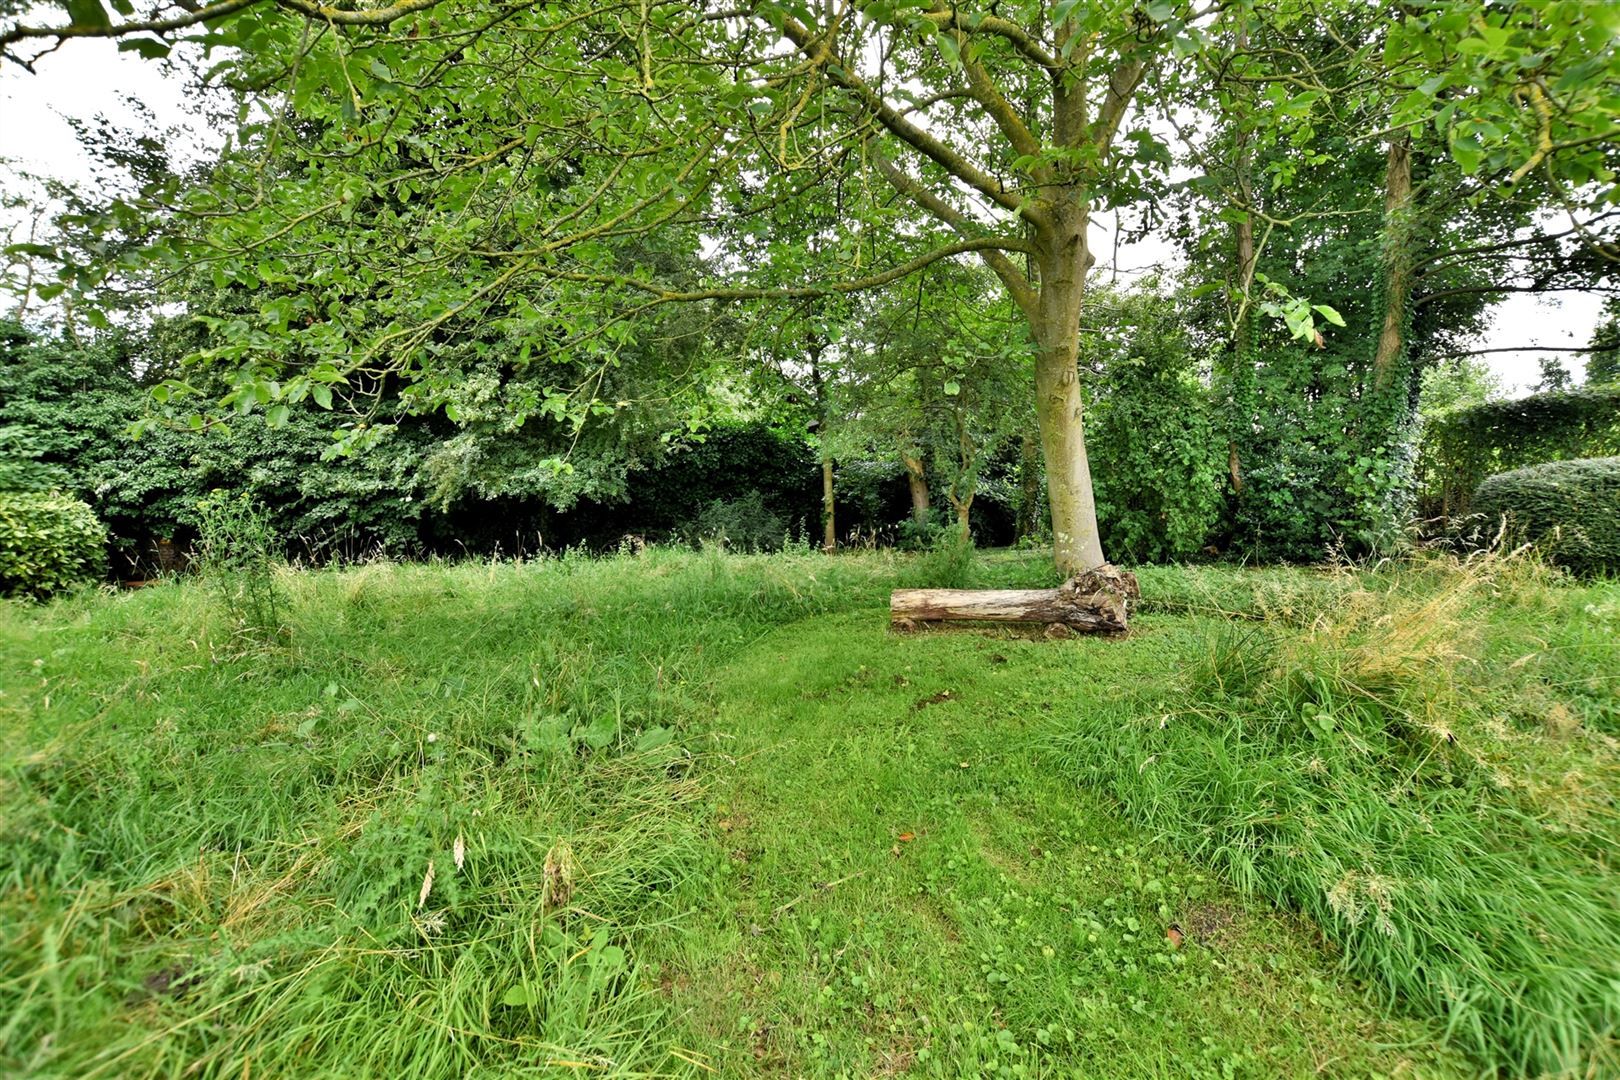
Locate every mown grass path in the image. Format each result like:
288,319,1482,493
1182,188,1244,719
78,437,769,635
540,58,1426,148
667,611,1466,1078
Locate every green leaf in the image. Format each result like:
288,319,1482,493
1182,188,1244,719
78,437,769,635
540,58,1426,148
64,0,111,31
4,242,58,259
633,725,674,752
499,985,534,1007
1312,304,1346,328
117,37,171,60
1449,133,1484,175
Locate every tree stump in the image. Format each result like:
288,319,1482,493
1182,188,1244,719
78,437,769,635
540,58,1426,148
890,564,1139,634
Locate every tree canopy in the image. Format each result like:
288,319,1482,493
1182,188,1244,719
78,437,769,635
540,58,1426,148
2,0,1617,570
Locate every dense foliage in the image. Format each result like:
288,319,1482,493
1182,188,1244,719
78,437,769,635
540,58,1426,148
1473,457,1620,576
1419,387,1620,517
1083,285,1224,563
0,491,107,598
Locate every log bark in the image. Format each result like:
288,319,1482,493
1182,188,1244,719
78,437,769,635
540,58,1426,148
891,565,1138,634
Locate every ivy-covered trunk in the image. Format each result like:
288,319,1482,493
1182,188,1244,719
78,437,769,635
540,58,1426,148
901,450,930,527
1357,133,1420,542
1373,135,1414,393
1016,433,1041,540
820,457,835,553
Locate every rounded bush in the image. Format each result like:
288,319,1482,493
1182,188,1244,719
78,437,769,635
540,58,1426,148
1472,456,1620,575
0,491,108,598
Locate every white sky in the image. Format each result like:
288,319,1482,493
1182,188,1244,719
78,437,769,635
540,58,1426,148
0,47,1606,396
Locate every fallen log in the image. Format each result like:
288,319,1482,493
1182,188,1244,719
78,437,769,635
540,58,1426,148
891,565,1139,634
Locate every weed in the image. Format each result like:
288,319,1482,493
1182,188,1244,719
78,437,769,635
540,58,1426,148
193,490,286,644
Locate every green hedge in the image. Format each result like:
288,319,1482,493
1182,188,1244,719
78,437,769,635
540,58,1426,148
0,492,108,598
1472,457,1620,575
1419,386,1620,517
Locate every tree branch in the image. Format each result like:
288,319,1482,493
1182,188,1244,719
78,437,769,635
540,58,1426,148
552,235,1034,302
775,12,1037,225
919,9,1058,72
870,152,1038,316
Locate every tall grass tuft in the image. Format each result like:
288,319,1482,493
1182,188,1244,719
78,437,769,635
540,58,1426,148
1050,551,1620,1075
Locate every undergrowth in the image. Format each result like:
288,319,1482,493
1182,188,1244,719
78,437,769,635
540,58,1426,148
1048,551,1620,1075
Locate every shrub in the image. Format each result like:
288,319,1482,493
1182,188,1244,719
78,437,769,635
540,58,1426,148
686,491,787,552
1419,387,1620,517
1472,457,1620,575
0,491,107,598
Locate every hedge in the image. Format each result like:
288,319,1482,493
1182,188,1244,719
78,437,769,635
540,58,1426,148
1419,386,1620,518
0,491,108,598
1472,457,1620,576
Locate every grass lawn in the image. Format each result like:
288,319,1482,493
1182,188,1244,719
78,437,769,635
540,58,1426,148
1,548,1615,1078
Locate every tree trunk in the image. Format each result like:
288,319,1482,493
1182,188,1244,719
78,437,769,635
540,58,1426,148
1228,41,1256,501
821,456,836,553
1373,135,1414,392
810,340,836,553
1029,207,1106,575
953,494,973,539
902,450,930,526
1016,433,1041,540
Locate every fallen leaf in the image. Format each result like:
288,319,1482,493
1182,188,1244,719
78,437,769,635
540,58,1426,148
543,841,576,908
897,832,915,842
1166,924,1184,949
890,844,902,858
453,833,465,872
418,860,436,908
